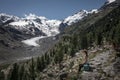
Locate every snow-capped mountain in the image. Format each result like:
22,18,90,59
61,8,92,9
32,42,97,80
8,14,62,36
63,10,88,25
63,9,98,25
0,13,19,25
0,9,98,37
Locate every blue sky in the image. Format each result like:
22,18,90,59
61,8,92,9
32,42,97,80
0,0,106,20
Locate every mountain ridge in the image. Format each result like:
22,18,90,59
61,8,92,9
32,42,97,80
0,9,99,38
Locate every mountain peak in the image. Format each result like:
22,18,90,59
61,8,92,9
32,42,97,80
107,0,116,4
25,13,47,20
63,9,98,25
0,13,19,24
63,10,88,25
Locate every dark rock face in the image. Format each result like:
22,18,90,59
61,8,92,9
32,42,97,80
7,25,46,39
100,0,120,10
59,23,68,32
116,0,120,3
0,26,6,34
59,72,68,80
0,40,9,47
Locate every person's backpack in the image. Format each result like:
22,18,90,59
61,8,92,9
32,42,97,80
83,63,90,71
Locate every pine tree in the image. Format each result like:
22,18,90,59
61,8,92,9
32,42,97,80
10,63,19,80
44,53,50,65
41,55,46,70
80,34,88,49
0,71,4,80
29,58,36,80
19,64,25,80
96,33,102,45
37,57,42,72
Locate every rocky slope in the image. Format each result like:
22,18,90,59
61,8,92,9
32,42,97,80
80,49,120,80
34,47,120,80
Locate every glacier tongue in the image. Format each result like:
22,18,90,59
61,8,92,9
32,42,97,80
22,36,47,46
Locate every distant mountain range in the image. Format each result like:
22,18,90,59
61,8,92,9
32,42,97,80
0,9,98,37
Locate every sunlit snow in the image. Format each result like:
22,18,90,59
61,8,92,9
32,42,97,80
107,0,116,3
88,9,98,14
22,36,47,46
9,21,29,26
63,9,99,25
63,10,88,25
25,13,47,20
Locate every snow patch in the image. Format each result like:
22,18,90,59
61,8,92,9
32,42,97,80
25,13,47,20
107,0,116,3
9,21,29,26
89,9,98,14
22,36,47,46
46,20,61,27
